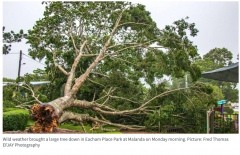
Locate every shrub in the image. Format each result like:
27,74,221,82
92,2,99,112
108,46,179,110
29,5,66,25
3,109,30,131
3,100,16,108
224,106,234,114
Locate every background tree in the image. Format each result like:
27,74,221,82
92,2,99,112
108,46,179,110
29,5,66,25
3,77,15,82
203,47,233,66
21,1,214,133
22,68,49,82
195,48,238,102
2,26,27,54
174,47,238,102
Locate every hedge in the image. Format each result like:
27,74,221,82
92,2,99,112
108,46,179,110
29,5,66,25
3,109,30,131
223,106,234,114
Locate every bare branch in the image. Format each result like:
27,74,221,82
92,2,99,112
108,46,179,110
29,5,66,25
141,86,194,109
65,40,87,95
118,22,155,28
72,99,117,112
14,99,36,106
89,117,146,130
59,111,145,131
101,97,109,106
92,92,96,102
109,95,142,105
179,90,196,111
24,84,43,104
90,86,194,116
53,51,69,76
79,121,86,133
82,54,99,57
87,78,105,87
107,43,139,49
70,22,79,54
68,9,127,96
9,83,42,104
100,38,160,61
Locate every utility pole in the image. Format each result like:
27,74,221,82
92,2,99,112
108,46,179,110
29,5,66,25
17,50,22,91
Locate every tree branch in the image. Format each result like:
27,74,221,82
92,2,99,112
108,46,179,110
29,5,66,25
53,51,69,76
118,22,155,28
100,38,160,61
67,9,126,97
79,121,86,133
87,78,105,87
10,83,42,104
90,72,110,78
64,40,87,95
82,54,99,57
70,22,79,54
58,111,145,131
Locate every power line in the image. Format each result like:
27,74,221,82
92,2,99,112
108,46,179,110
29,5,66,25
22,57,46,66
4,52,46,66
22,55,46,66
22,53,37,59
4,53,19,54
22,53,46,66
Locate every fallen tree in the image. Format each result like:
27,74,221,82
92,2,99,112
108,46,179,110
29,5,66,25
21,2,214,133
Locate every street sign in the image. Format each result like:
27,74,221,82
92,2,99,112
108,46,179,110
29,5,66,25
217,100,226,105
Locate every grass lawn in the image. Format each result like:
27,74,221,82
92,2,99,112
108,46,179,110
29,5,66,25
27,119,35,126
233,111,239,114
27,120,122,134
60,124,122,134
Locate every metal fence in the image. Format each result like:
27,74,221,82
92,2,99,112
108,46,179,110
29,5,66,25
212,111,239,133
160,108,239,133
161,108,207,133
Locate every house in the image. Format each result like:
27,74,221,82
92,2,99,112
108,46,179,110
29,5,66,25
231,103,239,112
3,81,50,97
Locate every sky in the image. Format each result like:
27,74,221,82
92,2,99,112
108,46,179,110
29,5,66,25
1,0,239,80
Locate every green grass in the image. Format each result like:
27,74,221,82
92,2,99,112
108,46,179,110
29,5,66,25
26,120,122,134
59,124,122,134
27,119,35,126
3,108,18,112
233,111,239,114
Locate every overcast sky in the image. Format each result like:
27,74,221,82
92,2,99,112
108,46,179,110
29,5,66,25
1,1,239,80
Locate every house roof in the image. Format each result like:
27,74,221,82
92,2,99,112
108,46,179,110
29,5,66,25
3,81,50,86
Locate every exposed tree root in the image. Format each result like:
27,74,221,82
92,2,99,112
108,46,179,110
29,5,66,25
30,103,59,133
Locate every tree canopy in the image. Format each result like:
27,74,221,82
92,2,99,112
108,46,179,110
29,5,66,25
26,1,201,87
2,26,27,54
203,47,233,66
191,47,238,102
6,1,217,132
